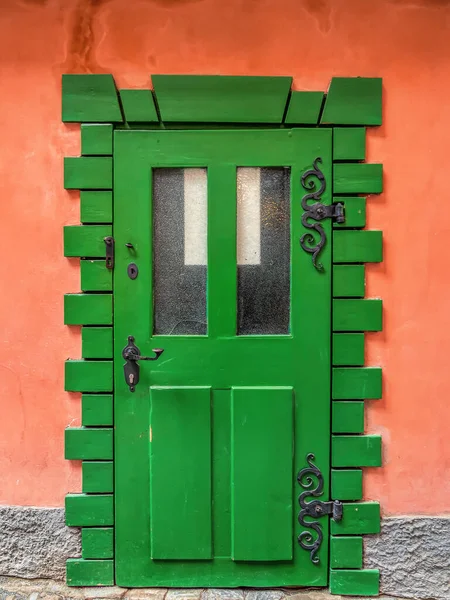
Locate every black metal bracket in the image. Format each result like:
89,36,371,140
122,336,164,392
300,158,345,272
297,453,343,565
104,236,115,270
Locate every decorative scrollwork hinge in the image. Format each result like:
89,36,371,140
300,158,345,272
297,453,343,564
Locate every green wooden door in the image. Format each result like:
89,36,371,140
114,128,332,588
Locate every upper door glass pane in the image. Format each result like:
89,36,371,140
153,168,207,335
237,167,290,335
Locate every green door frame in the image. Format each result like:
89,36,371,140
62,74,384,597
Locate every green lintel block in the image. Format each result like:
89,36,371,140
81,124,113,156
82,327,113,359
65,360,113,393
332,401,364,434
332,333,365,367
81,260,112,292
66,558,114,587
332,367,382,400
62,74,122,123
152,75,292,123
64,294,112,326
82,394,113,426
333,127,366,161
82,461,114,493
65,427,113,460
64,157,112,190
332,434,382,467
64,225,111,258
333,265,365,298
334,197,366,229
330,536,363,569
333,299,382,332
331,469,363,501
80,191,113,224
65,494,114,527
321,77,382,126
330,569,380,596
331,502,380,535
333,230,383,264
82,527,114,559
120,89,159,123
284,91,324,125
334,163,383,194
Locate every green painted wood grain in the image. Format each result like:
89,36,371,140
333,230,382,263
332,333,365,366
64,157,112,190
65,494,114,527
82,461,114,493
62,74,122,123
333,197,366,229
120,89,159,122
66,558,114,586
321,77,382,126
330,536,363,569
332,434,382,467
80,260,112,292
331,502,380,535
333,265,365,298
333,299,382,332
82,327,113,359
82,394,113,426
64,294,112,326
332,367,382,399
284,91,324,124
64,225,111,258
82,527,114,559
332,401,364,434
81,124,113,156
333,128,366,161
331,469,363,501
65,427,113,460
330,569,380,596
80,192,113,224
334,163,382,194
65,360,113,393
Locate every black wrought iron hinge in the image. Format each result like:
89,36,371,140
104,236,115,269
297,453,343,564
300,157,345,272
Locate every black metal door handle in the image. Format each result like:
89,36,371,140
122,335,164,392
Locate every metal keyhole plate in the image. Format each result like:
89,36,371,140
127,263,138,280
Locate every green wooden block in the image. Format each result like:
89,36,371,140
331,469,363,500
81,260,112,292
120,89,159,123
330,569,380,596
334,163,383,194
332,401,364,434
65,428,113,460
65,360,113,393
82,461,114,493
332,435,382,467
331,502,380,535
321,77,382,126
334,197,366,229
332,333,365,366
82,527,114,559
82,394,113,426
64,294,112,326
333,265,365,298
64,225,111,257
152,75,292,123
82,327,113,359
66,558,114,586
333,367,382,400
333,128,366,161
65,494,114,527
330,536,363,568
284,91,324,125
62,74,122,123
80,192,113,224
333,299,382,332
64,157,112,190
334,230,383,263
81,124,113,156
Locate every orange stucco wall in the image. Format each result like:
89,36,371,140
0,0,449,514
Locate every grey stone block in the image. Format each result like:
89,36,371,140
0,506,80,581
201,591,245,600
365,516,450,600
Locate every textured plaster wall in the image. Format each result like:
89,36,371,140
0,0,449,514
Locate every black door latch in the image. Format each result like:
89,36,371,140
122,336,164,392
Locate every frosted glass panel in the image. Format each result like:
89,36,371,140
237,168,290,335
153,168,207,335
